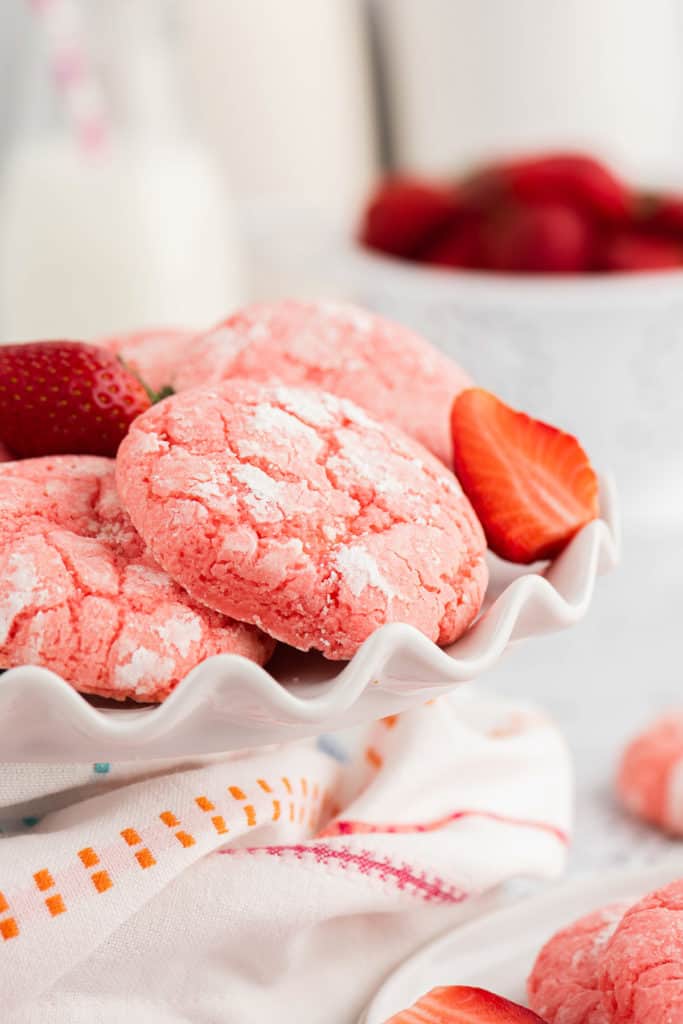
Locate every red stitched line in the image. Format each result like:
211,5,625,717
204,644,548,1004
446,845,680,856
218,843,467,904
319,809,569,845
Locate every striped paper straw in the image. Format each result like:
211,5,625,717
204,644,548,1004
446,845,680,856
27,0,109,155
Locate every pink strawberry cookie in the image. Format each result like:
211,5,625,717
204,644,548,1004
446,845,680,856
98,327,193,393
173,299,471,464
528,903,628,1024
599,879,683,1023
116,381,488,659
617,712,683,834
0,455,273,701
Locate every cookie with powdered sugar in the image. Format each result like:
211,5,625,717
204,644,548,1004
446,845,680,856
0,455,273,701
116,381,488,659
174,299,471,464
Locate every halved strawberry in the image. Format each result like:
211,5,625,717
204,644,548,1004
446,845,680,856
451,389,599,564
384,985,547,1022
598,230,683,272
0,340,153,458
461,153,630,225
359,177,459,258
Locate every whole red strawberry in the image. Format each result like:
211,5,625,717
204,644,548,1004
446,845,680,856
599,230,683,272
478,201,593,273
360,177,459,258
0,340,153,458
462,153,630,224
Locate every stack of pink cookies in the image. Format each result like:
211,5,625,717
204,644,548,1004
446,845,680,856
0,301,489,702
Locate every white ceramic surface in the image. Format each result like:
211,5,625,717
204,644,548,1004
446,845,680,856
361,858,683,1023
346,248,683,522
0,478,618,762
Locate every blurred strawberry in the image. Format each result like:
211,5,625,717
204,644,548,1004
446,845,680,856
634,191,683,236
462,153,630,224
0,340,153,458
477,201,593,273
421,216,484,269
599,230,683,271
359,177,459,258
384,985,548,1022
451,388,599,563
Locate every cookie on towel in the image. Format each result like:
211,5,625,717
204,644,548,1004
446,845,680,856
617,712,683,834
99,327,193,393
527,903,628,1024
173,299,471,464
599,879,683,1024
116,381,488,659
0,455,273,701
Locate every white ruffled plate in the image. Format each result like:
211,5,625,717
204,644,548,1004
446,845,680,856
0,476,619,761
360,858,681,1022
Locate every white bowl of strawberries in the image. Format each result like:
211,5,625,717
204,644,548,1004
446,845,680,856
350,152,683,517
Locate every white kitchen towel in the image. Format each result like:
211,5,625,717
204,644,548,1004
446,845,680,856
0,693,571,1023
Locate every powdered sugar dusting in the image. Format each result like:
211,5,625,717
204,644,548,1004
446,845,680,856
154,613,202,658
0,553,49,645
334,544,398,601
115,646,176,689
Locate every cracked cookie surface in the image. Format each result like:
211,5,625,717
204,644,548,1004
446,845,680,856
173,299,471,464
528,903,628,1024
0,455,273,701
116,381,488,659
599,880,683,1024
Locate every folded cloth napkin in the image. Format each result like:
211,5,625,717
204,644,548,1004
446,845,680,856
0,691,571,1023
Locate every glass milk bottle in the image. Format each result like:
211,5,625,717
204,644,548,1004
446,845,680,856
0,0,243,341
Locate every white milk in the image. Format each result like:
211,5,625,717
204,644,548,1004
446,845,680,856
0,139,243,340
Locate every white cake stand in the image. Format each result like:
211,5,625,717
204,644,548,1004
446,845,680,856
0,476,619,761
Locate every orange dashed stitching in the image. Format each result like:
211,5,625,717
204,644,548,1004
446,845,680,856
0,918,18,940
382,714,399,729
228,786,246,801
175,830,195,848
300,778,308,797
0,891,8,915
91,870,113,893
121,828,141,846
257,779,272,793
244,805,257,827
135,848,156,869
78,847,99,868
45,894,66,917
272,799,281,821
160,810,196,848
195,796,214,812
289,803,295,823
211,815,228,835
365,746,383,769
282,777,293,795
34,869,54,892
